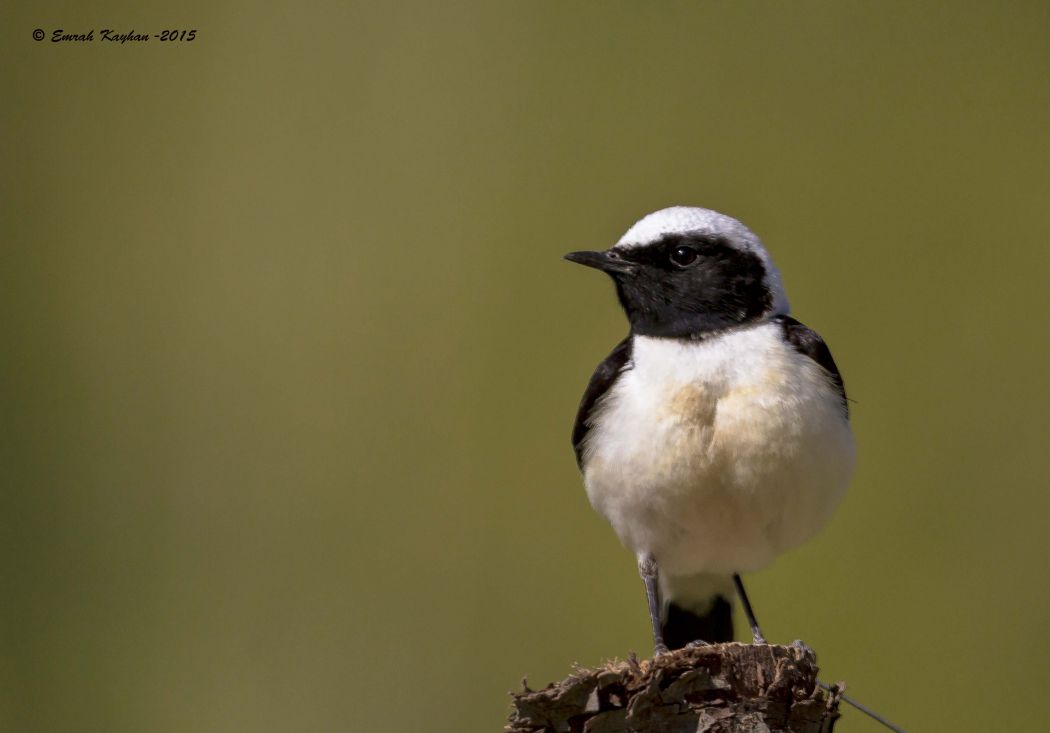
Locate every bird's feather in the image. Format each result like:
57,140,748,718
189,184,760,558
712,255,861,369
572,336,633,469
662,597,734,648
775,315,848,417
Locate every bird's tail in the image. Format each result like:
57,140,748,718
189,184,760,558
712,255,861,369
660,573,735,649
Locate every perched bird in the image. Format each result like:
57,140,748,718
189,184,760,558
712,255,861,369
566,206,855,652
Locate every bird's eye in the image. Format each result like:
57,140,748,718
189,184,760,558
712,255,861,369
670,246,699,268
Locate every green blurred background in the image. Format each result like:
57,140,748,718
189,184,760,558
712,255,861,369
3,2,1049,731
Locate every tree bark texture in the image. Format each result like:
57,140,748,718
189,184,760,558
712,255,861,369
507,643,840,733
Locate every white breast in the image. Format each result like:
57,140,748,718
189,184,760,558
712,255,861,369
582,322,855,575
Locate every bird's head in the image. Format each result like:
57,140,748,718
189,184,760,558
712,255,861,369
565,207,789,338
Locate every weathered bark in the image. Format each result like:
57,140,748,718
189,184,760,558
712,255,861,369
507,643,840,733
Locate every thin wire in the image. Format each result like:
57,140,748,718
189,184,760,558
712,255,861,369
816,680,908,733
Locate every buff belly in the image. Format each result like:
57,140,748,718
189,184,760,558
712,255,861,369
582,325,856,576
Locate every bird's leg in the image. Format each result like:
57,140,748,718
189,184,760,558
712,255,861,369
638,555,668,655
732,573,767,644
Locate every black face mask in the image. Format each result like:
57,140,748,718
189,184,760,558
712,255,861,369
610,233,773,338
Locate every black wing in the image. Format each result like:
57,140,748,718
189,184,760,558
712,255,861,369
775,315,848,418
572,336,633,470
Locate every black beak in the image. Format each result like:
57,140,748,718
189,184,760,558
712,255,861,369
563,249,635,275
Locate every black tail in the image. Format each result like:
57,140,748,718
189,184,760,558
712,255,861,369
662,596,734,649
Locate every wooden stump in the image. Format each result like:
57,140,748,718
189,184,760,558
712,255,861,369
507,643,840,733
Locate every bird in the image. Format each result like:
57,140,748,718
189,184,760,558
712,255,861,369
565,206,855,653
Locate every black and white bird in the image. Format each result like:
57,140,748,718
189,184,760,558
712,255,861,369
566,206,855,653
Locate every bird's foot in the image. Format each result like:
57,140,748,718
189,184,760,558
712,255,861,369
653,642,670,656
685,639,710,648
750,629,768,645
791,639,814,655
